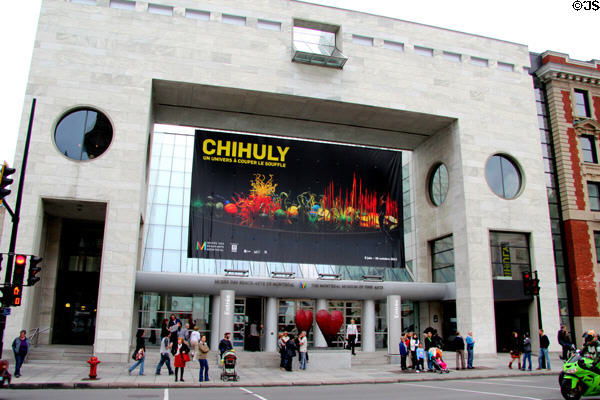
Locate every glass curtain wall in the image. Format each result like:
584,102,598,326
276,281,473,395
278,299,315,345
137,292,211,345
489,231,531,280
143,130,414,281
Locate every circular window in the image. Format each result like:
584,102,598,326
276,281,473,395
485,154,522,199
429,163,449,206
54,108,113,161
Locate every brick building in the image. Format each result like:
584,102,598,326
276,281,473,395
532,51,600,341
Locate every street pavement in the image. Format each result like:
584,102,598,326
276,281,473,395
0,375,565,399
3,352,558,389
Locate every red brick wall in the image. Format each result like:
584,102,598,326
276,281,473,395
564,219,599,317
562,91,586,209
594,96,600,121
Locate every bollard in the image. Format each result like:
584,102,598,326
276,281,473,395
87,356,101,380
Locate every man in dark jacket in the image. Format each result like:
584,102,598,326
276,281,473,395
283,335,297,371
538,329,551,370
12,330,30,378
424,331,434,371
557,325,571,360
454,332,465,370
218,332,233,357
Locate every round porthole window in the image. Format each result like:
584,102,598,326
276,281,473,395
485,154,522,199
429,163,449,206
54,108,113,161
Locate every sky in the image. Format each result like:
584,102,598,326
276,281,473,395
0,0,597,166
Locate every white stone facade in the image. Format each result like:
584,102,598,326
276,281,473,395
0,0,560,358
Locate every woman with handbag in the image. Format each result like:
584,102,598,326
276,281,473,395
172,336,190,382
128,329,146,376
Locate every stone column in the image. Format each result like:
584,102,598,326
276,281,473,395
314,298,327,347
387,295,402,354
362,299,376,352
218,290,234,340
265,297,278,352
210,294,220,348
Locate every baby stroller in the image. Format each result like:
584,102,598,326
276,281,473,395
429,347,449,374
0,360,11,387
220,349,239,381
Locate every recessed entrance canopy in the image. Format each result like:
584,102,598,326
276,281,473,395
152,80,456,151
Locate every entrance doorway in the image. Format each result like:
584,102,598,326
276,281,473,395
495,300,531,352
244,297,263,351
52,219,104,345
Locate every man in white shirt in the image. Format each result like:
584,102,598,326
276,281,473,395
298,331,308,370
346,319,359,355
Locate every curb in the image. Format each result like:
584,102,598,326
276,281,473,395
5,370,558,390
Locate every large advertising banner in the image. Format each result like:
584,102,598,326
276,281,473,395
188,129,404,268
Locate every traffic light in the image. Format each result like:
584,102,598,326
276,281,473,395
11,285,22,306
532,274,540,296
0,163,16,201
523,272,533,296
12,254,26,286
0,286,13,307
27,256,42,286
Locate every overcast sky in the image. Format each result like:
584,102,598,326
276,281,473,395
0,0,597,165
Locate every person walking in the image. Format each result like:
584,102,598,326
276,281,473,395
172,336,190,382
346,319,358,356
11,330,30,378
197,335,210,382
298,331,308,370
466,331,475,369
521,332,532,371
454,331,466,370
537,329,551,370
155,334,174,376
508,331,521,369
399,334,408,371
168,314,181,348
128,329,146,376
189,326,200,360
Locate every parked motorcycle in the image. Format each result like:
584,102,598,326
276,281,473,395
560,353,600,400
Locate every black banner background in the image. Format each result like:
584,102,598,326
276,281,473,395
188,130,404,268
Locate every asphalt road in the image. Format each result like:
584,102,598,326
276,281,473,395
0,375,572,400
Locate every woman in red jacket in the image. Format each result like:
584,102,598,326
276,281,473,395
172,336,190,382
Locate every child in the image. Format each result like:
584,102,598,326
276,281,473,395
416,342,425,372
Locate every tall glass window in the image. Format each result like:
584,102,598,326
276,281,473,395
278,299,315,346
327,301,362,348
430,235,455,282
489,231,530,279
581,135,597,163
536,85,571,331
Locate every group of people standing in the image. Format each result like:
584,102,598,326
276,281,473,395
277,331,308,371
398,330,475,372
507,329,551,371
128,314,211,382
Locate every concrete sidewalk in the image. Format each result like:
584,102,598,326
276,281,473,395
7,353,558,389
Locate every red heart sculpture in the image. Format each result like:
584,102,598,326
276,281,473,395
295,309,313,333
316,309,344,336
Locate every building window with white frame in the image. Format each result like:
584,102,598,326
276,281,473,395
588,182,600,211
575,89,591,118
581,135,598,163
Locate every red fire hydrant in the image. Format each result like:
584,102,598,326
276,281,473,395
87,356,101,380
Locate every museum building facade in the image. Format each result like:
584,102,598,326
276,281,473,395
0,0,561,360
